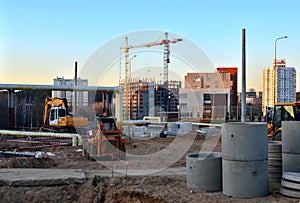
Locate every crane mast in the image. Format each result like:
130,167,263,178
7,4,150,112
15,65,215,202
163,32,170,114
121,32,182,120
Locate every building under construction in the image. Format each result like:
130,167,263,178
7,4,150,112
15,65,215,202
121,78,181,121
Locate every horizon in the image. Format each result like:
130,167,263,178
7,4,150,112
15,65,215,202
1,1,299,92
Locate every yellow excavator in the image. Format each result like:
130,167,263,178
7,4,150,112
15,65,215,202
41,97,89,134
267,102,300,140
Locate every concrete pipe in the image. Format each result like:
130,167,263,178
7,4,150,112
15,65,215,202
280,172,300,198
186,152,222,192
283,153,300,173
282,121,300,154
222,122,268,161
223,159,269,198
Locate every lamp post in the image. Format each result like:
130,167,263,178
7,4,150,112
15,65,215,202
274,36,287,65
128,54,137,120
273,36,287,105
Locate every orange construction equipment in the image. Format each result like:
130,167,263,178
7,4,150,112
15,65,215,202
83,116,126,160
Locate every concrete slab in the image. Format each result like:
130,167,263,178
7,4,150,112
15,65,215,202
0,168,86,187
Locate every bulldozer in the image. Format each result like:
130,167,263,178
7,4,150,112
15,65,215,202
82,116,126,160
268,102,300,140
41,97,89,134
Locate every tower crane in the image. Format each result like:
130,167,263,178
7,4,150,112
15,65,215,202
121,32,182,120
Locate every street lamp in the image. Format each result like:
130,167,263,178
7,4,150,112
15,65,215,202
273,36,287,105
274,36,288,66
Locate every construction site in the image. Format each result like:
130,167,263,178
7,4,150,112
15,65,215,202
0,126,300,202
0,31,300,203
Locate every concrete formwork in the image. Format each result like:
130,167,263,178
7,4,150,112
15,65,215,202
186,152,222,192
222,122,269,198
222,122,268,161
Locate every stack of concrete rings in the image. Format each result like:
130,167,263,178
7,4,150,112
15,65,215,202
222,122,269,198
280,121,300,198
268,141,282,183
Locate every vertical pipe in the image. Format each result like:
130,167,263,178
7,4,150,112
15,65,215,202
74,61,77,114
7,90,11,129
241,29,246,122
7,90,15,130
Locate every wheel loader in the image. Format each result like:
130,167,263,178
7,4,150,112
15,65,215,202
267,102,300,140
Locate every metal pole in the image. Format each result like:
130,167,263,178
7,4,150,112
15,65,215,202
241,29,246,122
74,61,77,115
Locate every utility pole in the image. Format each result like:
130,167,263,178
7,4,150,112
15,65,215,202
74,61,77,115
241,29,246,122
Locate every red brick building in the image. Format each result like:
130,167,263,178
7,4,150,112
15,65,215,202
217,67,238,107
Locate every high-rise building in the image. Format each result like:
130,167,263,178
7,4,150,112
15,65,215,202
262,59,296,115
277,67,296,103
262,67,275,112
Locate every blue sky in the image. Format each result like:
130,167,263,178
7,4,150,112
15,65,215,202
1,0,299,91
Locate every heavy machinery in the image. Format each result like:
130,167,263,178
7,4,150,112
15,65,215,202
41,97,89,134
82,116,126,160
268,102,300,140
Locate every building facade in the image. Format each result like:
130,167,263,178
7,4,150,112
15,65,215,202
122,78,181,121
217,67,238,107
184,71,233,117
179,88,230,120
277,67,296,103
262,59,296,115
185,72,231,89
262,67,275,113
53,77,89,112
